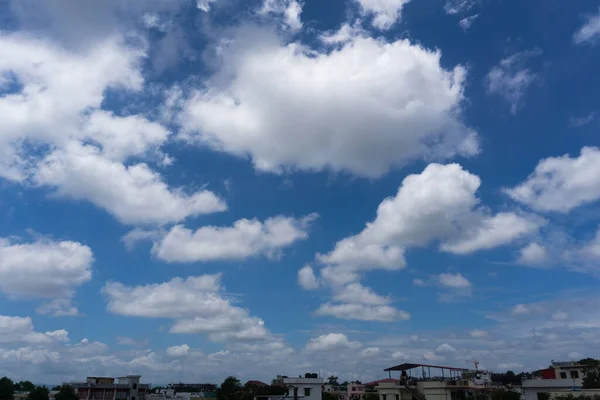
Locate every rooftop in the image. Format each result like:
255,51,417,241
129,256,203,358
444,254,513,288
384,363,468,372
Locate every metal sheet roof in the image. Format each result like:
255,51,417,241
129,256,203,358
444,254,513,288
384,363,468,372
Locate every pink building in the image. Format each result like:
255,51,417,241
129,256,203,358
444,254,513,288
347,384,366,400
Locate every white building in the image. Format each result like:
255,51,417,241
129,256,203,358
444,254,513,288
522,361,585,400
254,377,324,400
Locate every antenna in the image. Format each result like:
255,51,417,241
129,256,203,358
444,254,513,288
466,359,480,371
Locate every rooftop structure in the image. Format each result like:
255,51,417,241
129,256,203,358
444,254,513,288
378,362,494,400
70,375,150,400
255,377,324,400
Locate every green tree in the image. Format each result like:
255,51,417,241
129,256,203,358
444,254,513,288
327,376,339,386
490,389,521,400
0,378,15,400
364,394,379,400
16,382,35,392
323,393,338,400
55,385,77,400
580,358,600,389
217,377,242,400
27,387,49,400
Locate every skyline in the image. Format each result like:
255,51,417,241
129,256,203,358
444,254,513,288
1,0,600,385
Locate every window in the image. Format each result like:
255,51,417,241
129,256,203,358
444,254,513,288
304,388,311,397
571,371,579,379
560,372,567,379
133,384,138,390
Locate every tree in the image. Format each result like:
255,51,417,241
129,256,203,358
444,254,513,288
27,387,49,400
580,358,600,389
0,378,14,400
327,376,339,386
364,394,379,400
15,382,35,392
217,377,242,400
55,385,77,400
323,393,338,400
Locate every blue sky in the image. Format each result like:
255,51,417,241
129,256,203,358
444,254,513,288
1,0,600,385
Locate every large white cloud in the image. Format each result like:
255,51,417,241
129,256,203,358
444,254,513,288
0,316,69,344
152,214,316,262
506,147,600,213
305,333,360,352
180,27,478,178
103,274,273,343
36,143,226,226
0,237,93,316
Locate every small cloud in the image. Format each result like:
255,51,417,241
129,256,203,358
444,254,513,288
470,329,488,338
511,304,529,315
569,112,597,128
459,14,479,31
413,278,427,287
552,311,568,321
498,362,523,370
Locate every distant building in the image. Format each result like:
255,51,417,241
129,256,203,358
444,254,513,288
255,377,324,400
522,361,586,400
70,375,150,400
347,384,366,400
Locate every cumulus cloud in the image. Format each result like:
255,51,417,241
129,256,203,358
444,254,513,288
573,7,600,44
152,214,316,262
353,0,410,30
484,49,542,114
0,237,93,315
470,329,488,338
305,333,360,352
506,147,600,213
103,274,273,343
0,316,69,344
36,143,227,226
315,303,410,322
166,344,190,357
180,27,478,178
298,265,320,290
517,243,549,266
437,273,471,289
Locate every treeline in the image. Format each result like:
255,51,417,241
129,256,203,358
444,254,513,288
0,378,77,400
216,377,287,400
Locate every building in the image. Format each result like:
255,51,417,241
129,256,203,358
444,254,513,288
70,375,151,400
347,384,366,400
522,361,586,400
376,363,493,400
254,377,324,400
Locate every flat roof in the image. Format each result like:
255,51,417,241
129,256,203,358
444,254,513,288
384,363,468,372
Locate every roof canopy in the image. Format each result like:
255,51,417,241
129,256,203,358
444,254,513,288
384,363,467,372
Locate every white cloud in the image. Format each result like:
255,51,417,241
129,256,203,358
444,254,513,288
197,0,218,12
298,265,319,290
152,214,316,262
444,0,479,15
423,351,445,361
305,333,360,352
361,347,381,357
37,299,81,317
437,273,471,289
413,278,426,287
0,315,69,344
319,23,366,45
484,49,541,114
569,112,597,128
511,304,530,315
392,350,410,360
103,274,272,343
333,283,391,306
36,143,227,226
459,14,479,31
517,243,549,266
180,28,478,178
470,329,488,338
581,229,600,260
436,343,456,353
0,237,92,315
441,212,544,255
506,147,600,213
574,7,600,44
353,0,410,30
166,344,190,357
315,303,410,322
259,0,304,31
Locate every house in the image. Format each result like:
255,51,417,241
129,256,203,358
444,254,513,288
522,361,586,400
347,384,366,400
